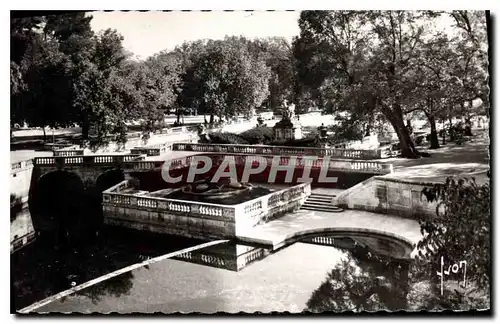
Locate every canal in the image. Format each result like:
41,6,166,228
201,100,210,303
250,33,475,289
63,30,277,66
11,227,207,311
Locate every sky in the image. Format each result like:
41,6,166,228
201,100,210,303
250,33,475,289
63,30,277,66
89,11,302,59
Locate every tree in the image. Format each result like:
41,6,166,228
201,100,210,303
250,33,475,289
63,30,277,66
294,11,446,158
144,51,183,125
43,12,93,43
20,35,75,141
293,11,371,114
409,34,458,149
11,62,26,129
11,16,46,64
306,247,410,312
416,176,490,307
174,40,209,119
247,37,295,113
190,37,271,122
447,11,489,130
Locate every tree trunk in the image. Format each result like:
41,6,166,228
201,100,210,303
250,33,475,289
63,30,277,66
426,113,440,149
81,114,89,140
42,127,47,143
441,120,446,145
388,113,419,158
209,114,214,124
448,116,454,141
465,101,473,136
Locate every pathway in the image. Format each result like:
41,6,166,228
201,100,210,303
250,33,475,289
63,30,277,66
381,163,490,185
384,131,490,169
237,209,421,252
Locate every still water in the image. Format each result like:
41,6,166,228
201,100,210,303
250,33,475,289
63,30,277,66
11,227,207,311
16,229,418,313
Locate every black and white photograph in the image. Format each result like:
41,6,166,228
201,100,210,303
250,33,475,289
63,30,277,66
8,4,492,316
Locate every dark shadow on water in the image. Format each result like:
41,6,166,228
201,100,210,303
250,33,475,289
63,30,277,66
11,226,206,311
304,244,411,312
74,272,135,305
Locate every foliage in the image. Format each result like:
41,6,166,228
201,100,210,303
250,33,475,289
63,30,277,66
247,37,296,112
189,37,271,120
305,248,409,312
206,132,249,145
268,136,320,148
293,10,489,158
239,127,274,144
417,176,490,299
329,114,366,143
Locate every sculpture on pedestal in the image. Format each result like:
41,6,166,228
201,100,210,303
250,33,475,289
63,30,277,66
273,100,302,141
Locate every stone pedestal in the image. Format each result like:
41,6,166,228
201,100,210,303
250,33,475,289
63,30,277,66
273,117,303,141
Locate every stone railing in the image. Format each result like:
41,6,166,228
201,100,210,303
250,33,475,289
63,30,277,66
11,231,36,254
105,180,130,193
103,180,310,228
124,153,391,174
130,143,173,156
266,182,311,210
174,251,228,269
171,143,382,160
53,149,85,157
103,181,237,220
33,154,146,168
11,159,34,173
211,154,392,174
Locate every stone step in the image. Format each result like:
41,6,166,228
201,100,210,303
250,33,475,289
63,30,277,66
303,201,333,207
309,193,337,199
306,197,333,203
300,205,344,213
310,192,337,197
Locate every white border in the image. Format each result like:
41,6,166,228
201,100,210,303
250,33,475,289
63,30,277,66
3,1,498,323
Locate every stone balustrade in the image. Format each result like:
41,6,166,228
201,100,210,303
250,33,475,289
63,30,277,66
10,231,36,254
175,251,228,269
33,154,146,168
31,150,392,177
53,149,85,157
130,143,173,156
172,143,382,160
102,180,311,239
11,159,34,173
211,154,392,174
103,186,236,221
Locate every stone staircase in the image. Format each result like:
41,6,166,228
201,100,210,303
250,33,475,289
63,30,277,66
301,193,344,213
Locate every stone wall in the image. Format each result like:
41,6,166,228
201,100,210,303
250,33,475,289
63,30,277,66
334,176,439,219
11,160,34,204
102,181,311,241
103,207,236,241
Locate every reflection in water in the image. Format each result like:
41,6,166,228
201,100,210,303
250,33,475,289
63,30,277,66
305,244,410,312
11,227,205,311
75,272,135,305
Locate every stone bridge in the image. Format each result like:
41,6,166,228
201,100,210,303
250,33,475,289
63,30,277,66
27,152,393,243
28,154,149,240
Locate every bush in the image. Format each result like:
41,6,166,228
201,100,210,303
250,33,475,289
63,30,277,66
330,116,365,142
417,177,490,301
208,132,249,145
414,135,425,146
268,136,320,147
240,127,274,144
